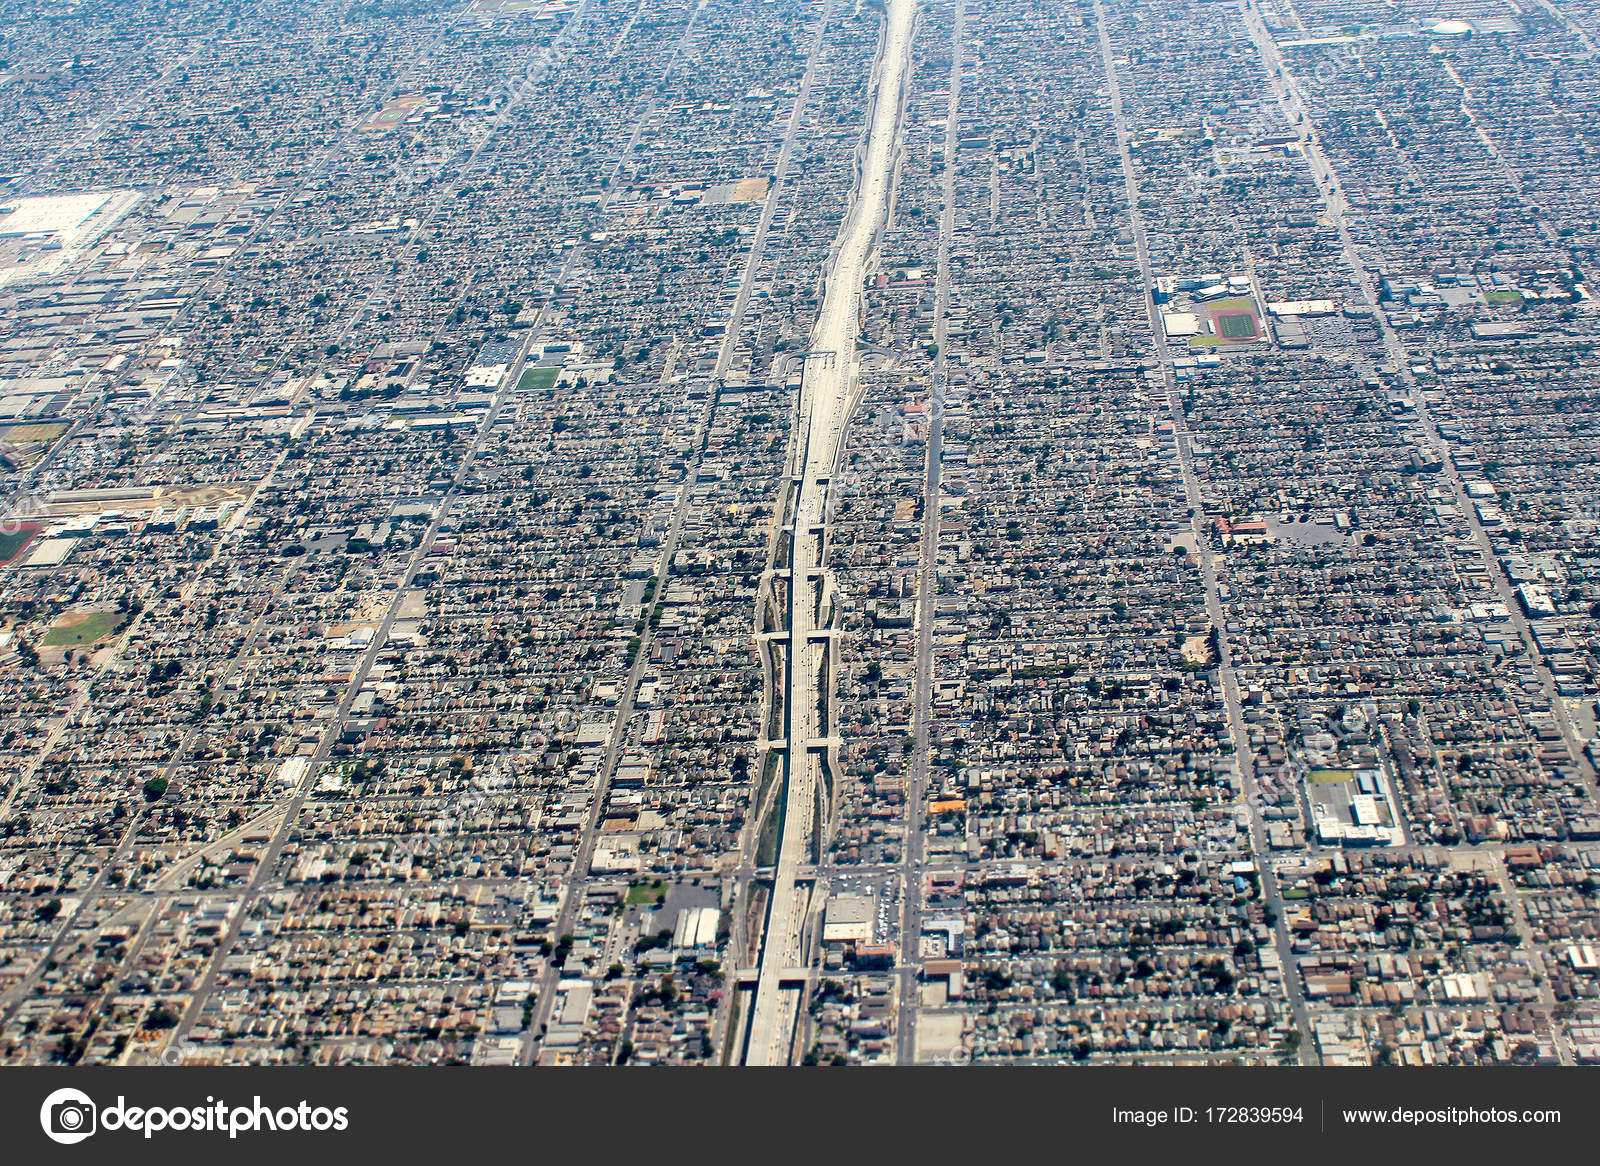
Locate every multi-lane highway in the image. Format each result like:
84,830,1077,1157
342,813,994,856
743,0,918,1067
521,0,834,1063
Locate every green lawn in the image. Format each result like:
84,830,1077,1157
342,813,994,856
626,881,667,905
1485,289,1522,305
517,366,560,390
42,610,127,647
1307,768,1356,784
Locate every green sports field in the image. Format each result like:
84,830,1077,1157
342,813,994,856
42,610,128,647
0,523,41,566
1218,312,1259,340
517,366,561,390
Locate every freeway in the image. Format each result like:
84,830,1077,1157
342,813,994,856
717,5,838,1034
743,0,918,1066
529,0,839,1065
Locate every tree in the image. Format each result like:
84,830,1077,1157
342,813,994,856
146,1005,181,1030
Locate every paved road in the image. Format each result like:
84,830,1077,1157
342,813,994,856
1241,0,1596,797
744,0,918,1067
708,2,846,1064
0,457,293,1027
895,0,964,1067
1093,0,1316,1063
171,312,550,1047
159,0,609,1053
528,0,843,1065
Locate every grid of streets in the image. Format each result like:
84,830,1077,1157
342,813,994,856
0,0,1598,1068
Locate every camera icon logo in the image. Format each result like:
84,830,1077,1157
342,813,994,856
39,1088,97,1145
